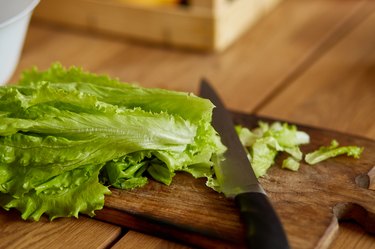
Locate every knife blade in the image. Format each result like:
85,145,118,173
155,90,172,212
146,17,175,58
200,79,290,249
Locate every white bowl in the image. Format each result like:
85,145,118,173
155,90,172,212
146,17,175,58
0,0,39,85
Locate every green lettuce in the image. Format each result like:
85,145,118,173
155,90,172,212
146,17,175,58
236,122,310,177
305,139,363,165
0,63,225,221
237,123,364,176
282,157,300,171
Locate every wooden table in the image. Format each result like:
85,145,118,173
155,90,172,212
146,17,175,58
2,0,375,248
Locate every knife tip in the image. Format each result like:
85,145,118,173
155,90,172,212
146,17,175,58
199,78,212,95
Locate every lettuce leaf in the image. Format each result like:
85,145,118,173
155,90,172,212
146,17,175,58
305,139,363,165
237,123,363,176
18,64,213,123
0,63,225,220
0,164,110,221
282,157,300,171
236,122,310,177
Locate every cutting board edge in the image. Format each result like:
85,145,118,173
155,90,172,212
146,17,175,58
95,206,245,249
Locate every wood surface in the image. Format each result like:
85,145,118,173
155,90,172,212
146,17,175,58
368,167,375,191
329,223,375,249
0,209,121,249
112,231,191,249
2,0,375,248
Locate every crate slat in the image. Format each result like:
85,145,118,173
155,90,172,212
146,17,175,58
33,0,282,51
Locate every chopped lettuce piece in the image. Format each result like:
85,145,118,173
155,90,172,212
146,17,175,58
282,157,300,171
235,125,259,147
237,123,364,176
236,122,309,177
305,139,363,165
250,138,278,177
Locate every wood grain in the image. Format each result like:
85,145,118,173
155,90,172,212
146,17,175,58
328,222,375,249
258,1,375,140
0,209,121,249
112,231,191,249
93,113,375,249
368,167,375,191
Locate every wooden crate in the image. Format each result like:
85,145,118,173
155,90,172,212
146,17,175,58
33,0,282,51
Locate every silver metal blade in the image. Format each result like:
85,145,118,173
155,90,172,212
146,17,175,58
200,79,265,197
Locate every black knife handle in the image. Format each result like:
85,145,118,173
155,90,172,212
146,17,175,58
235,192,290,249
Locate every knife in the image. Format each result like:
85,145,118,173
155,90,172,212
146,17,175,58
200,79,290,249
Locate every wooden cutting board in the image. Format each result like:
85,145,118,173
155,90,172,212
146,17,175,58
95,112,375,249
